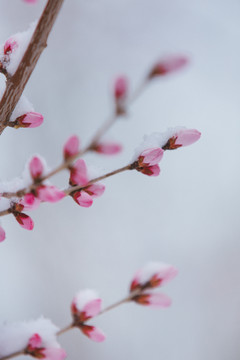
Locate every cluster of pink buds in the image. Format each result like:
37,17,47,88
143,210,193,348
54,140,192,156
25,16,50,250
25,334,66,360
130,262,178,307
71,290,106,342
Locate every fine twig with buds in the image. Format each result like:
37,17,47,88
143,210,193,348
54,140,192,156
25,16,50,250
0,0,64,134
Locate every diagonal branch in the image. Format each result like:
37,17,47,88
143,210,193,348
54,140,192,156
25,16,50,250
0,0,65,134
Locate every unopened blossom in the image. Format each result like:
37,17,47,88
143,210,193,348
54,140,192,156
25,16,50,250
28,156,65,203
20,193,41,211
92,142,122,155
4,38,18,55
11,112,44,129
134,147,164,176
63,135,80,160
162,129,201,150
69,159,105,208
0,226,6,242
149,55,188,78
11,202,34,230
129,262,178,308
114,76,128,115
25,333,66,360
71,289,106,342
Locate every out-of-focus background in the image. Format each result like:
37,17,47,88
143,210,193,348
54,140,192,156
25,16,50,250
0,0,240,359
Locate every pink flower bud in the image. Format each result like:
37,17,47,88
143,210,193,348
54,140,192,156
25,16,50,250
14,212,34,230
16,112,44,128
114,76,128,100
149,56,188,78
26,333,67,360
20,193,41,211
130,262,178,292
162,129,201,150
37,186,65,203
85,184,105,198
0,226,6,242
136,147,163,177
81,325,106,342
4,38,18,55
71,289,102,322
93,142,122,155
133,292,171,308
63,135,80,160
72,191,93,208
69,159,88,186
29,156,44,180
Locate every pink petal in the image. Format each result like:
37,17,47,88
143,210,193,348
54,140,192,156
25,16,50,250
4,38,18,55
138,164,160,177
15,213,34,230
29,156,44,180
43,348,67,360
134,292,172,308
139,147,164,166
82,299,102,319
85,183,105,198
0,226,6,242
63,135,80,160
114,76,128,99
73,191,93,208
28,334,42,348
17,112,44,128
70,159,89,186
81,325,106,343
130,262,178,291
20,193,41,210
175,129,201,147
94,142,122,155
37,186,65,203
150,56,188,77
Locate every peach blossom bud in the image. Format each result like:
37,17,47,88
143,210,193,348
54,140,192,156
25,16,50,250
149,56,188,78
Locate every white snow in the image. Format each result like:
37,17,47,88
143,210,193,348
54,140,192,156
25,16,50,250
73,289,99,311
133,126,185,160
133,262,172,285
0,317,60,358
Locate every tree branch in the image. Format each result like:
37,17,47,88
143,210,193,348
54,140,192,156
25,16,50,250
0,0,65,134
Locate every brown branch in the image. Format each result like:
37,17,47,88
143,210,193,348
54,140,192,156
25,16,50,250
0,0,65,134
0,162,134,217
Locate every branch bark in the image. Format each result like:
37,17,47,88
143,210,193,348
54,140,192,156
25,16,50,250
0,0,65,134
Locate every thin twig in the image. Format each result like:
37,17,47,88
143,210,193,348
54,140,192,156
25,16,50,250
0,0,65,134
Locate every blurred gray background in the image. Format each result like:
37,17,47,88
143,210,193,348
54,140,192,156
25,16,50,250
0,0,240,359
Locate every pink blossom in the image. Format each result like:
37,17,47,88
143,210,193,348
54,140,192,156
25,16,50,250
71,289,102,322
15,112,44,128
71,290,105,342
114,76,128,100
93,142,122,155
26,334,66,360
162,129,201,150
29,156,44,180
130,262,178,292
69,159,88,187
149,55,188,78
133,292,171,308
0,226,6,242
4,38,18,55
81,325,106,342
136,147,164,176
14,212,34,230
69,159,105,207
63,135,80,160
20,193,41,211
37,186,65,203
